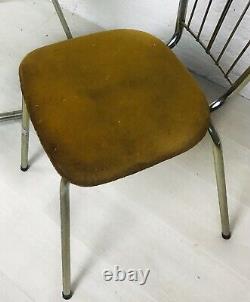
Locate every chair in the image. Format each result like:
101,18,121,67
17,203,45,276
18,0,249,299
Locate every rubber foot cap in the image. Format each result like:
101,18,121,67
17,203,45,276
21,166,29,172
62,291,73,300
222,233,231,240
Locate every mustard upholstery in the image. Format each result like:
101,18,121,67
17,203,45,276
19,29,210,186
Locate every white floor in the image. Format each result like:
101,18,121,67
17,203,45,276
1,1,250,302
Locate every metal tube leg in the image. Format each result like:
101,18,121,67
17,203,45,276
21,98,30,171
208,124,231,239
60,178,72,300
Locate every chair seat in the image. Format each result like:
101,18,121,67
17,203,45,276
19,29,210,186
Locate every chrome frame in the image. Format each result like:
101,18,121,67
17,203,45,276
21,109,232,302
19,1,74,299
51,0,73,40
20,97,30,171
20,99,73,300
208,124,231,239
10,0,250,299
0,110,22,122
60,178,72,300
168,0,250,111
168,0,188,48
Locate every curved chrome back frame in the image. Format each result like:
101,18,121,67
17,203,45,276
168,0,250,111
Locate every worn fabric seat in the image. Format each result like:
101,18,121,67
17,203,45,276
19,29,210,186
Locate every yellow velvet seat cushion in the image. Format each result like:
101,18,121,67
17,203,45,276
19,29,210,186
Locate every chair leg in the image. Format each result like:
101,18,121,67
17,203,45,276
21,97,30,171
60,178,72,300
208,123,231,240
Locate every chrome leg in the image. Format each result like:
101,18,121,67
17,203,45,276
208,123,231,239
0,110,22,122
60,178,72,300
21,98,30,171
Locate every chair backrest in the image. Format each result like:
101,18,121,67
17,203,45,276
169,0,250,103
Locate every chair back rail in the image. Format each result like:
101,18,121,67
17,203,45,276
169,0,250,102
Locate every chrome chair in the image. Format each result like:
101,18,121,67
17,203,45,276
17,0,250,299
